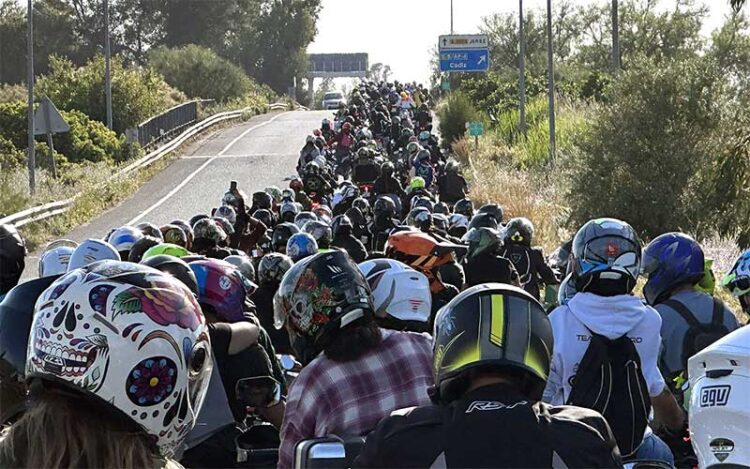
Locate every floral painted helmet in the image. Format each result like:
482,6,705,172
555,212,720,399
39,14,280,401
26,261,212,457
273,251,373,365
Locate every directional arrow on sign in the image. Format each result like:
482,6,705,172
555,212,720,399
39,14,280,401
478,55,486,65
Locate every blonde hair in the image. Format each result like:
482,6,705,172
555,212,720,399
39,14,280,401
0,387,171,468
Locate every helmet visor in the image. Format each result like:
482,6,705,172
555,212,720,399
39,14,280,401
579,236,640,277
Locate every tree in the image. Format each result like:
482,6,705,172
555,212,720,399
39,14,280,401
732,0,745,12
367,63,392,83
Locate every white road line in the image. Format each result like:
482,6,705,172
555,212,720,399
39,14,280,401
181,153,288,159
127,112,286,225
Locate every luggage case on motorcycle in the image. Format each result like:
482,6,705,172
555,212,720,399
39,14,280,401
294,436,365,469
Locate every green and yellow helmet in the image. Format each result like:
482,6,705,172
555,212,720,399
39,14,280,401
433,283,553,402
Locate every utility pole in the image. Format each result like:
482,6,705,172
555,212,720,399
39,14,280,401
612,0,621,74
104,0,113,130
519,0,526,135
450,0,454,34
27,0,35,194
546,0,556,163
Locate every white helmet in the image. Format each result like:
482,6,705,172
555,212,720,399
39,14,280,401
108,226,143,253
26,261,212,458
38,244,76,278
68,238,120,271
688,326,750,468
214,205,237,226
358,259,431,323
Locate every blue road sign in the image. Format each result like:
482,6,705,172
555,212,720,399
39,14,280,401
439,49,489,73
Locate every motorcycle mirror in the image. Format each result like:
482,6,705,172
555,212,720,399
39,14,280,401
279,354,296,371
235,376,282,408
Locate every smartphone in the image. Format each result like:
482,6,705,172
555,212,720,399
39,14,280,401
229,180,238,192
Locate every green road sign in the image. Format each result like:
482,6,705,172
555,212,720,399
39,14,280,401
467,121,484,137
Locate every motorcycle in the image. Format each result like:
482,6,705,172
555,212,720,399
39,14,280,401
234,376,283,468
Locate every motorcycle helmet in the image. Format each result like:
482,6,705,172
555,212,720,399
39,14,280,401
136,222,163,241
695,258,716,296
142,243,190,260
504,217,534,245
722,249,750,314
641,233,705,306
571,218,642,295
0,275,58,424
351,197,371,217
127,236,162,263
434,202,449,215
433,214,449,232
170,219,194,249
189,258,254,322
445,159,460,174
374,196,397,218
468,212,499,231
381,162,395,177
433,283,553,403
418,130,431,143
358,259,431,324
38,240,77,278
141,254,199,296
252,191,273,210
406,141,420,155
312,205,333,225
454,198,474,218
161,224,189,248
281,188,295,202
224,254,256,283
265,186,282,204
280,202,301,224
407,207,432,230
302,220,333,249
304,161,320,176
68,238,120,271
192,218,227,243
412,196,434,212
331,215,353,238
214,205,237,226
222,187,247,211
464,227,502,259
190,214,210,228
289,178,304,192
258,253,294,285
272,223,300,253
286,233,318,262
416,149,431,163
253,209,274,230
447,213,469,235
385,230,462,293
26,261,212,457
477,203,504,224
212,216,235,236
409,177,426,191
294,211,318,230
273,251,373,365
108,225,143,259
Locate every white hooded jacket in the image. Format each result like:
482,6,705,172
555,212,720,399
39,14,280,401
543,292,667,406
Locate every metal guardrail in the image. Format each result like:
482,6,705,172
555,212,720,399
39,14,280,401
127,100,215,149
1,102,300,228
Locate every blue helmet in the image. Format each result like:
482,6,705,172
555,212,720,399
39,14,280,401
641,233,705,305
571,218,642,294
286,233,318,262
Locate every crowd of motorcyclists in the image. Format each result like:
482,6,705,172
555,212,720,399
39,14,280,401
0,78,749,468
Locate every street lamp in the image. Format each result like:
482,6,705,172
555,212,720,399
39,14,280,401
104,0,113,130
519,0,526,135
546,0,556,163
27,0,35,194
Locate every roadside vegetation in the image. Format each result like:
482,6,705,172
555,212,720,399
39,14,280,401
439,0,749,309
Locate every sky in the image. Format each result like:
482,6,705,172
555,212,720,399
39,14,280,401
308,0,741,85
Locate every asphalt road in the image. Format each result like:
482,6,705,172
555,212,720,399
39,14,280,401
24,110,329,278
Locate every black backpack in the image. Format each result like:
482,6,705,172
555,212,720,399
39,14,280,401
566,331,650,457
661,297,729,372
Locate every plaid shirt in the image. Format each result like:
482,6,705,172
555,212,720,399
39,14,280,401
277,329,434,468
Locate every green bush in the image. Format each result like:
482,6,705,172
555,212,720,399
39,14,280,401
149,45,255,102
0,84,27,103
0,135,24,170
36,55,184,134
437,92,480,146
0,99,133,166
568,56,723,239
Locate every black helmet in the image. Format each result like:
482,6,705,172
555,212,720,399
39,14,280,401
252,191,273,210
190,213,209,228
0,224,26,295
407,207,432,229
258,253,294,285
345,207,366,227
374,196,397,217
140,255,199,296
433,283,553,403
280,201,301,224
468,212,499,231
454,198,474,218
434,202,450,215
352,197,371,216
272,223,300,252
253,209,274,229
504,217,534,246
224,254,256,283
412,196,434,213
382,162,395,177
433,214,449,232
477,203,504,224
127,235,162,263
571,218,642,295
331,215,353,238
302,220,333,249
273,251,373,365
136,222,164,241
0,276,58,423
464,227,502,259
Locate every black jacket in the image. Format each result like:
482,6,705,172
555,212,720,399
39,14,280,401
251,283,293,355
354,384,622,469
437,172,468,204
500,243,558,300
332,234,368,263
464,255,520,288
